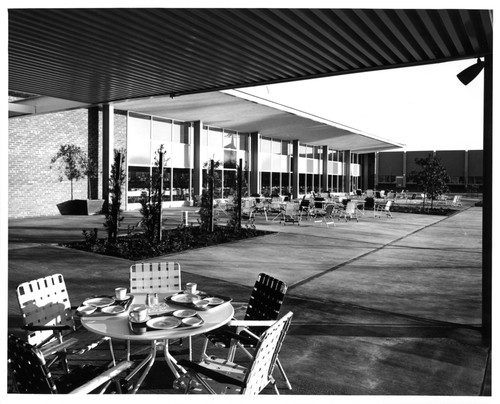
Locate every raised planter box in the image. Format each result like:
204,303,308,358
57,199,104,215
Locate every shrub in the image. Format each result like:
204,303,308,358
63,225,272,261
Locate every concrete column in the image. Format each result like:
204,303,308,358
344,150,351,193
464,150,469,189
87,107,100,199
249,132,260,194
192,121,203,201
102,104,114,206
374,152,379,189
402,152,407,188
322,145,328,192
291,140,299,199
482,53,492,344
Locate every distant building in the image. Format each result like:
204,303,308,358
373,150,483,194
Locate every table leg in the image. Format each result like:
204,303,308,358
162,339,187,378
124,341,157,394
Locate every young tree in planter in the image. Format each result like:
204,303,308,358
104,150,126,243
138,145,166,243
199,160,222,233
50,144,89,200
411,154,450,209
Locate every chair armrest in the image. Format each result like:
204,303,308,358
228,320,276,327
177,359,246,388
22,324,72,332
69,361,134,394
40,337,79,357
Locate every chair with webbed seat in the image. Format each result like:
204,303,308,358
281,202,300,225
240,198,257,225
200,273,291,390
314,203,337,227
339,200,359,222
16,274,116,374
8,334,133,394
129,262,190,361
374,200,393,218
173,312,293,395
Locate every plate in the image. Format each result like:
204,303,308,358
101,305,125,315
170,294,200,304
182,317,204,327
83,297,115,308
130,315,151,324
77,305,96,315
173,309,197,318
204,297,225,306
146,316,181,330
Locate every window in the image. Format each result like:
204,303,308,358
173,122,190,144
261,137,272,153
172,168,191,201
224,150,237,169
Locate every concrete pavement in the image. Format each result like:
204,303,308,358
7,205,490,395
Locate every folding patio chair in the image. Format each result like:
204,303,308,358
281,202,300,225
129,262,190,358
339,200,359,222
314,203,338,227
16,274,116,373
200,273,291,390
174,312,294,395
241,198,257,224
374,200,393,218
8,334,133,394
129,261,181,294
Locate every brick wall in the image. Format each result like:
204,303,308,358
9,108,128,218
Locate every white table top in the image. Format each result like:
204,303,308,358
80,293,234,341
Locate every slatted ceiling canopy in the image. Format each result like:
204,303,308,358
8,8,493,106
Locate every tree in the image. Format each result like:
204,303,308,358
138,145,166,242
104,150,125,243
411,154,450,208
50,144,90,200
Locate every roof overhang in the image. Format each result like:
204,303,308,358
114,90,403,153
9,9,492,104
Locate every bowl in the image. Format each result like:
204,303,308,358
77,305,96,315
193,299,210,310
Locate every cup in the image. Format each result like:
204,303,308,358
129,306,148,322
115,287,127,300
186,282,197,294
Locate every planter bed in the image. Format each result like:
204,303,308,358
389,205,459,216
61,225,274,261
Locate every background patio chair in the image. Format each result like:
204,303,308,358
281,201,300,225
16,273,115,373
241,198,257,224
446,195,463,207
174,312,293,395
200,272,291,390
314,203,338,227
8,334,132,394
339,200,359,222
374,200,393,218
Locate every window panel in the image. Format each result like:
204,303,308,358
128,115,151,165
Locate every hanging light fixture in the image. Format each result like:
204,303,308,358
457,58,485,85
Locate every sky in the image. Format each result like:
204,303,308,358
242,58,485,152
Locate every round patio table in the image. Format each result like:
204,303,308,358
81,293,234,394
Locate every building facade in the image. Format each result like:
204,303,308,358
375,150,483,193
9,105,370,218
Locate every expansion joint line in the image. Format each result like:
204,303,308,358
288,215,451,291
